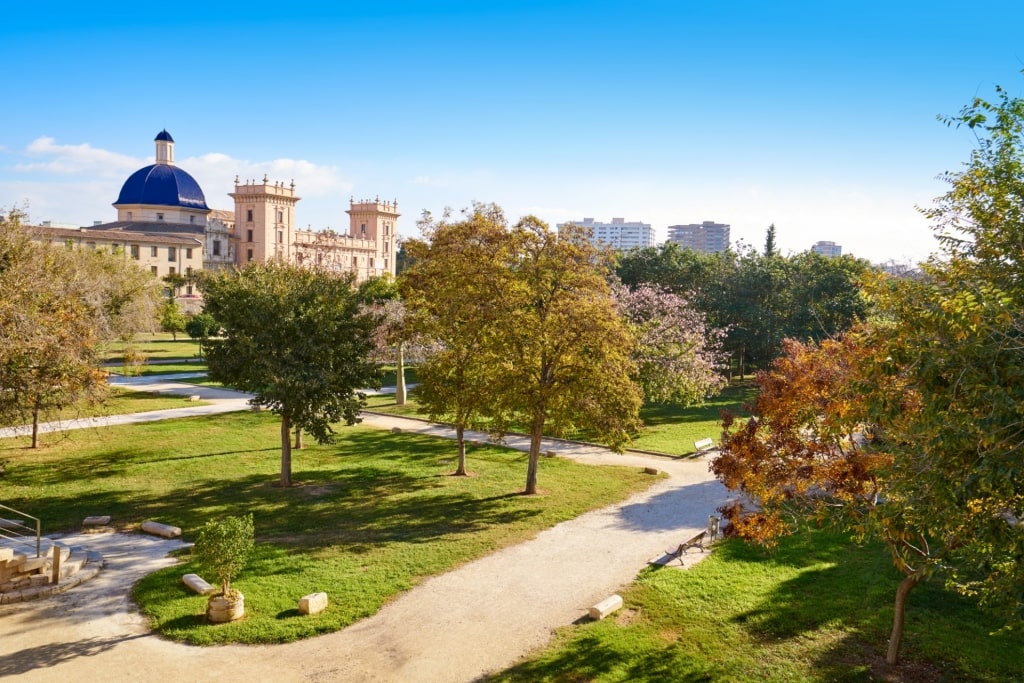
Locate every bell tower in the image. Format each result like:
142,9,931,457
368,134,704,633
346,197,399,278
229,176,301,265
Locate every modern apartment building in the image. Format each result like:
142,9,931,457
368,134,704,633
811,240,842,257
557,217,655,251
666,221,731,253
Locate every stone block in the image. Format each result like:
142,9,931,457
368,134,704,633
298,591,328,615
83,516,112,526
182,573,216,595
0,548,13,562
29,574,50,587
588,594,624,620
545,450,558,458
643,467,660,475
141,520,181,538
391,426,402,434
20,556,47,573
188,395,201,402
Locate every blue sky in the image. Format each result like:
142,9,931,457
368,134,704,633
3,1,1023,263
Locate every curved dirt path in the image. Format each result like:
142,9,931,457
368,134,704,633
1,394,729,682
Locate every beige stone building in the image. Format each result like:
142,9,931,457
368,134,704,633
30,130,398,291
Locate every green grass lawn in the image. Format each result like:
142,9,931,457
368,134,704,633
107,361,208,377
103,334,203,362
363,380,758,456
0,411,654,645
490,530,1024,682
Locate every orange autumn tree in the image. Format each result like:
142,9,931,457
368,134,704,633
712,332,937,665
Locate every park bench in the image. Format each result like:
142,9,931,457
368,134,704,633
665,531,707,563
693,437,715,455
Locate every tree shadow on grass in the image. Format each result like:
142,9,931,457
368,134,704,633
488,632,720,683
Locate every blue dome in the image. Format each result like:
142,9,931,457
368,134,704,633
155,129,174,142
115,163,209,210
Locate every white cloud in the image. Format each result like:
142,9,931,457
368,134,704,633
15,137,141,177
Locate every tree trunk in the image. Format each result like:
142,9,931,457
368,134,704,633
294,426,303,450
525,415,544,495
395,341,407,406
886,571,923,665
31,404,40,449
280,414,293,487
455,424,467,476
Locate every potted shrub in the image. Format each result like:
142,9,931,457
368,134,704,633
192,513,254,623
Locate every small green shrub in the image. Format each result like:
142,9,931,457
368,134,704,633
192,513,254,595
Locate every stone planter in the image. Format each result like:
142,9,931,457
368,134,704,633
206,591,245,623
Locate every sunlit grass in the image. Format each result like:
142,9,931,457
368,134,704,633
0,411,653,645
491,530,1024,682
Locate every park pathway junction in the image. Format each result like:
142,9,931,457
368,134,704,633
0,375,730,682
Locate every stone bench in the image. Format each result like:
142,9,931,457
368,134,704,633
141,521,181,538
588,594,623,620
299,591,328,615
182,573,216,595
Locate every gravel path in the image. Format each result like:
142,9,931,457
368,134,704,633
0,384,729,682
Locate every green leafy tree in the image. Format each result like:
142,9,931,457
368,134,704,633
401,205,511,475
192,513,254,596
160,299,187,341
200,262,378,487
0,208,158,445
491,218,643,494
185,312,219,359
763,222,778,257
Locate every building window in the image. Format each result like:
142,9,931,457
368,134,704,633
169,266,176,275
277,230,283,243
360,223,366,235
247,209,253,222
157,212,164,221
212,240,221,256
247,249,253,261
168,247,176,262
127,211,133,220
276,210,283,223
247,229,253,242
186,266,193,277
151,246,158,257
352,256,358,267
186,285,193,296
110,243,119,252
130,245,140,259
384,258,389,270
384,223,389,236
185,248,193,259
370,257,375,268
151,266,158,275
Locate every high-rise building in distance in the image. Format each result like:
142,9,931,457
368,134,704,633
666,221,730,253
812,240,842,257
558,217,655,251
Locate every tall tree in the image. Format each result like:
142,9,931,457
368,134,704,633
401,205,511,475
491,218,643,494
763,222,778,257
0,208,158,445
200,262,379,487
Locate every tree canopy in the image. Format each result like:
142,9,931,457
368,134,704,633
713,81,1024,664
0,208,161,445
200,262,379,486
